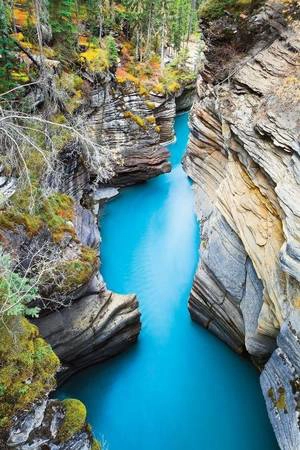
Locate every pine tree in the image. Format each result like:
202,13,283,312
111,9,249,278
106,34,118,66
0,0,17,93
49,0,77,45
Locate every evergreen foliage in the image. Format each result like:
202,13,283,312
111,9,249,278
49,0,77,44
0,0,18,93
0,247,40,319
106,34,119,65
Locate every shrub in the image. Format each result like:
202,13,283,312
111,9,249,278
116,67,139,85
0,246,40,318
79,47,110,73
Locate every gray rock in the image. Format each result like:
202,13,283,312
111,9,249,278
7,399,94,450
261,312,300,450
184,3,300,448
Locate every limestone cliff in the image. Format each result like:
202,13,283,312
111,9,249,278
184,2,300,449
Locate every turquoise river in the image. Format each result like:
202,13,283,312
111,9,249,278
58,113,278,450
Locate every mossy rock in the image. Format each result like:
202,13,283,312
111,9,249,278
57,399,87,442
47,245,98,293
0,191,75,243
0,317,60,430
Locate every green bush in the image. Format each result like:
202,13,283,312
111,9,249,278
0,246,40,318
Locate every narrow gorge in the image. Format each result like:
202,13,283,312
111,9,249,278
58,113,278,450
0,1,299,450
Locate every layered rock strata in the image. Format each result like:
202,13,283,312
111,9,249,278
84,82,174,187
184,4,300,449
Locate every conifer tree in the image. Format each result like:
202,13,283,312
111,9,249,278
49,0,77,45
0,0,17,93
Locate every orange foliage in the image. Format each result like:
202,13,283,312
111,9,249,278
78,35,89,48
13,8,29,27
116,67,139,85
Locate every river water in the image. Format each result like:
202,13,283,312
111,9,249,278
58,113,278,450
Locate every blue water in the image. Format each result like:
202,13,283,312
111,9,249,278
58,113,278,450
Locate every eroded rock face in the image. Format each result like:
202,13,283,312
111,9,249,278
184,4,300,448
30,83,181,377
34,202,141,381
38,288,140,382
6,400,95,450
84,82,174,187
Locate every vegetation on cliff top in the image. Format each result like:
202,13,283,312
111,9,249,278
198,0,260,20
198,0,299,20
0,0,201,96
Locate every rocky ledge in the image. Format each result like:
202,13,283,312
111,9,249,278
184,2,300,449
87,81,175,187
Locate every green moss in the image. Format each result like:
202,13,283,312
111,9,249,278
0,317,60,431
276,386,287,411
92,438,102,450
267,386,287,411
145,100,156,110
0,192,75,243
123,111,145,127
57,399,87,442
54,246,97,292
39,193,75,242
38,244,97,294
146,115,156,124
80,246,99,264
267,387,275,402
199,0,254,20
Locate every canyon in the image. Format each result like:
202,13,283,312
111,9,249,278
1,1,299,449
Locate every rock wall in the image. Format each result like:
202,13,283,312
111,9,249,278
184,3,300,449
87,82,174,187
36,82,184,378
2,79,181,447
36,201,141,382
